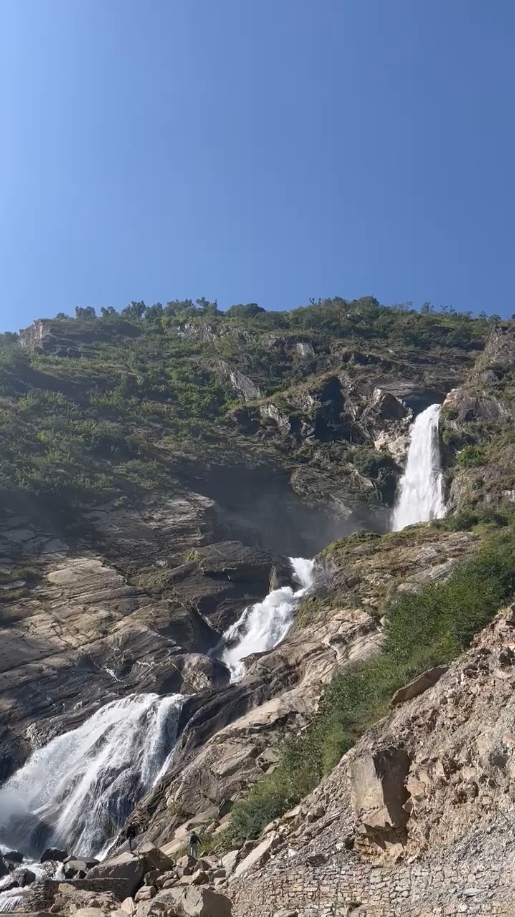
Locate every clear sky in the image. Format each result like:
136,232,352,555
1,0,515,332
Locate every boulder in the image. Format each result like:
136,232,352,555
121,898,136,915
350,747,411,830
135,886,157,902
75,910,112,917
176,855,197,871
41,848,68,864
155,870,179,889
220,851,239,876
88,852,146,898
162,878,180,889
3,851,23,864
190,871,209,886
155,886,232,917
160,838,187,859
16,868,36,886
391,666,448,706
194,858,216,872
0,856,8,878
64,858,99,878
143,869,161,887
179,654,231,693
232,833,281,879
137,843,174,874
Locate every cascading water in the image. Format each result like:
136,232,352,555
392,403,446,531
221,557,315,682
0,693,184,859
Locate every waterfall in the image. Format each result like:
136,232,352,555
222,557,315,682
392,403,446,531
0,693,184,858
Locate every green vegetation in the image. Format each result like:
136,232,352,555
225,527,515,843
0,565,43,604
0,296,493,511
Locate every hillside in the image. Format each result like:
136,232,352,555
0,298,491,518
1,298,515,915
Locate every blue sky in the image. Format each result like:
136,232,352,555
1,0,515,332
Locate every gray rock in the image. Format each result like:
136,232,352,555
134,886,157,902
220,851,239,876
88,852,146,898
155,886,232,917
391,666,448,706
3,851,23,864
41,847,68,864
64,858,99,878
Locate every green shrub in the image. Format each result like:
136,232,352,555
456,444,487,469
446,505,515,531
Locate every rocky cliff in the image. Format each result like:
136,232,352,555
1,300,515,916
229,606,515,916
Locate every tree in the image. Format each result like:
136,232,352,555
75,306,96,319
421,302,434,314
226,303,265,319
55,312,68,320
145,303,164,322
122,301,147,320
165,299,194,317
100,306,117,318
195,297,219,314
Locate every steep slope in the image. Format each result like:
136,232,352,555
230,606,515,917
0,299,513,888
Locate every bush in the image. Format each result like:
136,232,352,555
228,528,515,841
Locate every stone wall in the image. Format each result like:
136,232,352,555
232,819,515,916
24,877,130,911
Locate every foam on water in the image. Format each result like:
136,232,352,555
392,403,446,531
0,693,184,858
222,557,315,682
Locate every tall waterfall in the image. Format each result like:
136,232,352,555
0,693,184,858
222,557,314,682
392,403,446,531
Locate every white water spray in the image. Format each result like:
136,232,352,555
222,557,314,682
0,693,184,858
392,403,446,531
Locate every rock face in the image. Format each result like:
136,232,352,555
0,499,295,777
134,526,476,845
441,322,515,511
3,310,511,914
230,607,515,916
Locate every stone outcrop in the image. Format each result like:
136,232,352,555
229,607,515,916
390,665,448,706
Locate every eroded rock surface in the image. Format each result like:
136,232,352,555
230,607,515,916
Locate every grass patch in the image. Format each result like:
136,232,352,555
228,528,515,842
